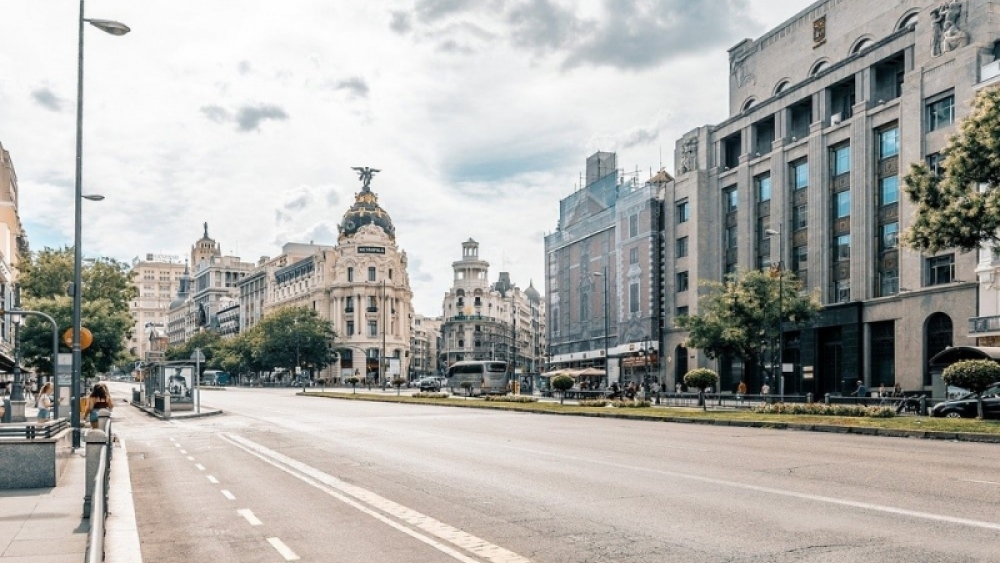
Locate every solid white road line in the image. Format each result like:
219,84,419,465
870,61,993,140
266,537,300,561
237,509,263,526
961,479,1000,486
220,434,529,563
105,437,144,563
195,463,205,471
221,490,236,501
207,475,219,484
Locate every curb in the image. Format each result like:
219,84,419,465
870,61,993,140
303,393,1000,444
129,402,224,420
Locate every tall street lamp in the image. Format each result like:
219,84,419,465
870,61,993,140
592,267,610,387
72,2,130,448
766,224,784,400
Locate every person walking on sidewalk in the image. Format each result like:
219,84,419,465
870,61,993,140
35,382,54,421
85,383,113,429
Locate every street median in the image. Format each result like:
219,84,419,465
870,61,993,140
300,391,1000,444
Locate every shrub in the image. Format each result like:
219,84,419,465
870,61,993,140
551,374,575,404
484,395,538,403
392,377,406,395
683,368,719,410
752,403,896,418
579,399,611,407
613,400,652,408
460,380,474,397
943,360,1000,419
347,376,360,394
413,392,449,399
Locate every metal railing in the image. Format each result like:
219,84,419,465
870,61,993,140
0,418,70,440
84,411,113,563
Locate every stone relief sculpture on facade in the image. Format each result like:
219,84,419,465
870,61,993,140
729,42,757,88
931,1,968,57
678,137,698,175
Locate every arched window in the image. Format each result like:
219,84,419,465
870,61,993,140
809,59,830,77
897,11,919,31
925,313,953,385
741,98,756,112
850,37,874,55
773,80,790,95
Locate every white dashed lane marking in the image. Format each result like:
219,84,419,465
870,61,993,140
221,490,236,501
186,456,195,461
179,449,187,454
207,475,219,484
195,464,205,471
266,537,300,561
173,443,181,448
237,509,263,526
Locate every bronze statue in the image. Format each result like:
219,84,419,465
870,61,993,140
351,167,381,190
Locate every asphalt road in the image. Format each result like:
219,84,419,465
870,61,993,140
108,383,1000,563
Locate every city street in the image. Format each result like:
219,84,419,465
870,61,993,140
110,383,1000,563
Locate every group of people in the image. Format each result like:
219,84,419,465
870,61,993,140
27,381,112,427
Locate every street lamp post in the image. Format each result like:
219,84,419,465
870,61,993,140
4,309,61,418
766,224,784,401
592,267,610,387
72,0,129,448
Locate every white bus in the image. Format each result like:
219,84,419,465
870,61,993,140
446,361,509,395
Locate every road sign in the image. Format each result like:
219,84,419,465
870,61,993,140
62,327,93,350
190,349,206,362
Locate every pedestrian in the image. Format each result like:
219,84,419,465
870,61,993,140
852,379,867,401
85,383,114,429
737,380,747,404
675,382,682,394
878,383,886,398
625,381,636,401
760,382,770,396
894,382,902,397
35,382,54,422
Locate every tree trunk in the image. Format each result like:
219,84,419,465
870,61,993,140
978,395,985,419
699,389,706,410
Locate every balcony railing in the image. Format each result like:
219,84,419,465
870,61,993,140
969,315,1000,335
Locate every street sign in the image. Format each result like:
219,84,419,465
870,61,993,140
56,353,72,386
190,349,206,362
62,327,93,350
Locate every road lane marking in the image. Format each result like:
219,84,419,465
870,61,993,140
961,479,1000,486
221,490,236,501
207,475,219,484
186,456,195,461
266,537,300,561
237,509,262,526
169,438,175,442
173,443,181,447
195,463,205,471
179,449,187,454
221,434,529,563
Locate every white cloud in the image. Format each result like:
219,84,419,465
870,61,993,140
0,0,814,315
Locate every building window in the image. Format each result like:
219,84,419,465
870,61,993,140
879,126,899,159
879,176,899,206
676,271,689,292
629,247,638,264
347,321,355,336
629,214,639,238
723,186,738,213
792,246,807,272
792,161,808,191
756,174,771,202
835,191,851,218
347,267,354,282
368,267,376,282
368,320,378,337
833,280,851,303
629,282,640,314
926,94,955,131
793,203,808,230
725,226,738,249
927,153,945,177
879,272,899,296
368,296,378,311
676,306,689,318
676,201,690,223
880,222,899,251
926,254,955,286
832,144,851,176
345,296,354,312
835,234,851,260
676,237,689,258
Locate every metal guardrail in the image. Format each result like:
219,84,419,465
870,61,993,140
0,418,70,439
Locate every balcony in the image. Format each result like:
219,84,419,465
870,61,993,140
366,306,378,313
345,307,354,313
969,315,1000,336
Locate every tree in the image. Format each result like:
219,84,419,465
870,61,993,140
392,377,406,396
903,86,1000,253
255,307,336,375
165,330,222,364
16,248,137,379
676,269,820,388
551,374,574,404
684,368,719,411
348,375,360,394
942,360,1000,419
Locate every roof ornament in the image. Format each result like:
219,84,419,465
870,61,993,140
351,166,380,191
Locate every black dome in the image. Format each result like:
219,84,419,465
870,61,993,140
340,187,395,240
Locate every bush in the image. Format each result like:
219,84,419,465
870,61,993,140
943,360,1000,418
551,374,575,404
683,368,719,391
579,399,611,407
613,400,652,408
413,392,449,399
484,395,538,403
752,403,896,418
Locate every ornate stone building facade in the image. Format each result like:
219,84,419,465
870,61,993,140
0,142,27,372
128,254,185,358
661,0,993,395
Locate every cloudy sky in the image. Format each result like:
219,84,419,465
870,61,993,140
0,0,814,315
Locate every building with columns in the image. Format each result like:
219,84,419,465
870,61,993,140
660,0,991,395
128,254,185,359
0,142,27,372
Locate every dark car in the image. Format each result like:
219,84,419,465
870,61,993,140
417,377,441,392
930,382,1000,419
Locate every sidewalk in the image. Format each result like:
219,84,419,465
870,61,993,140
0,449,88,563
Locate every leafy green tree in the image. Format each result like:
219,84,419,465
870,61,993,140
903,86,1000,252
165,330,222,364
255,307,336,375
16,248,137,379
683,368,719,411
551,374,575,404
676,269,820,388
942,360,1000,419
392,376,406,396
348,375,360,394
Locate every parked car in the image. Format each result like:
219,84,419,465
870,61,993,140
931,382,1000,419
417,377,442,392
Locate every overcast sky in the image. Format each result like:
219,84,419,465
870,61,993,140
0,0,815,315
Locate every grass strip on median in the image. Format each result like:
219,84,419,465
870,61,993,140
300,391,1000,439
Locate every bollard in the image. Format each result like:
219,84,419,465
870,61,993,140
807,392,813,404
163,394,171,420
83,429,107,517
919,395,927,416
824,393,831,405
